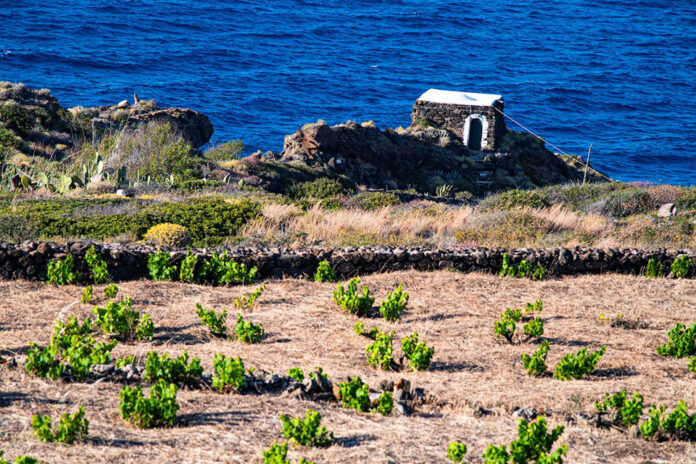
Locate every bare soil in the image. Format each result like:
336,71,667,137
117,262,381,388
1,271,696,463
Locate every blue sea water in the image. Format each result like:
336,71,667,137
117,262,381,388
1,0,695,184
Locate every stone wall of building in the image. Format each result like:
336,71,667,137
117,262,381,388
410,100,506,151
1,241,693,282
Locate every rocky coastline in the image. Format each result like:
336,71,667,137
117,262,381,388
1,240,693,282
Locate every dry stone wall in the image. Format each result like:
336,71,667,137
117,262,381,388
0,241,694,282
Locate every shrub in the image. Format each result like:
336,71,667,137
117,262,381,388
205,139,244,161
287,178,349,200
84,246,109,284
212,353,246,392
119,380,179,428
656,322,696,358
447,441,468,463
80,286,93,304
483,417,566,464
104,283,119,298
25,343,64,380
179,250,198,282
350,191,400,210
0,451,41,464
144,351,203,388
333,278,374,316
523,317,544,339
196,303,227,337
645,258,664,278
689,357,696,373
148,251,177,281
401,331,435,371
288,367,304,382
554,346,606,380
671,255,691,279
0,103,33,135
235,313,265,343
314,260,337,283
31,406,89,444
499,253,545,280
234,283,266,310
640,401,696,441
262,442,290,464
92,296,154,342
47,254,79,285
338,376,370,412
197,252,257,285
600,188,652,218
483,189,549,210
279,409,334,447
594,390,644,427
51,315,94,349
366,330,394,370
62,336,116,380
143,223,191,248
521,340,550,377
494,308,522,343
379,284,409,321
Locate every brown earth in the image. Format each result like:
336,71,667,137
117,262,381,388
1,271,696,463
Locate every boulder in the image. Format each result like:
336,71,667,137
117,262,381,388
658,203,677,218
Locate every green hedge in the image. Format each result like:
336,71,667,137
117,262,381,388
0,197,261,246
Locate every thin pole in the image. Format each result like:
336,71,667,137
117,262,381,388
583,143,593,185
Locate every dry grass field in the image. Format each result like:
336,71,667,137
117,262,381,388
1,271,696,463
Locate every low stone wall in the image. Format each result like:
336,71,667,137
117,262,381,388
1,241,694,282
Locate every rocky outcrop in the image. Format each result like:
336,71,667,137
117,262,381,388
0,82,213,161
0,241,692,282
71,101,213,148
270,120,606,195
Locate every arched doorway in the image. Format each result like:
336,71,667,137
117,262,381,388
468,118,483,150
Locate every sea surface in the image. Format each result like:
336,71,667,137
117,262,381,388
1,0,695,184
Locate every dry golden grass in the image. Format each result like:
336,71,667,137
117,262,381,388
2,272,696,463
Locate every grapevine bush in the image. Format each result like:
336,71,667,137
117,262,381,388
235,313,265,343
196,303,227,337
554,346,606,380
119,380,179,428
279,408,333,447
379,284,409,321
521,340,550,377
234,283,266,310
333,278,374,316
84,246,109,284
31,406,89,444
144,351,203,387
657,322,696,358
212,353,246,392
401,331,435,371
594,390,644,427
92,297,154,342
148,251,177,281
314,260,337,283
483,417,566,464
365,330,394,370
47,254,79,285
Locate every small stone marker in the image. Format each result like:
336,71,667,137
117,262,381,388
657,203,677,217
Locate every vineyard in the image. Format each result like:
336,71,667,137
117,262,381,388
2,264,696,463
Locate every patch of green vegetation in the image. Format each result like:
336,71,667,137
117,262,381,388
365,329,394,370
379,284,409,321
212,353,246,392
657,322,696,358
521,340,550,377
333,277,374,316
32,407,89,444
671,255,691,279
595,390,644,427
85,246,109,284
119,380,179,428
0,103,33,135
499,253,545,280
148,251,177,281
645,258,664,278
287,178,351,200
0,197,261,246
279,409,333,447
92,296,154,342
482,189,549,210
143,351,203,387
233,283,266,309
350,191,400,210
205,139,245,161
234,313,265,343
483,417,566,464
47,254,79,285
447,441,468,463
401,331,434,371
196,303,227,337
554,346,606,380
314,260,337,283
